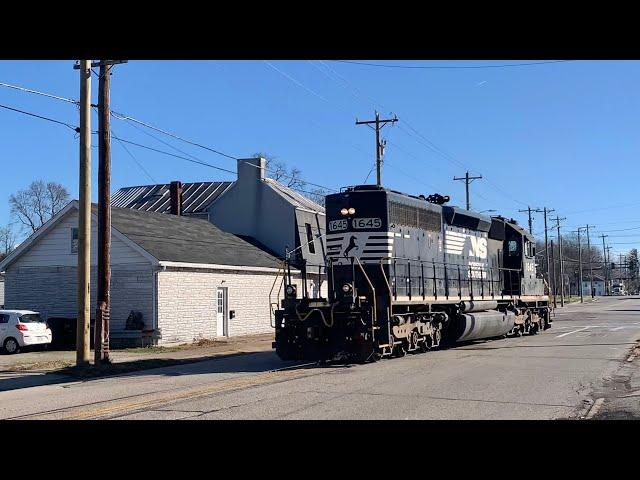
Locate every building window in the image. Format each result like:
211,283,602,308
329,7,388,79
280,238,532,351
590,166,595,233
217,290,224,314
71,228,78,254
305,223,316,254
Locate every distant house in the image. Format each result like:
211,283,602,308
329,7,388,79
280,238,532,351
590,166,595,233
0,201,314,347
112,157,327,272
581,274,606,296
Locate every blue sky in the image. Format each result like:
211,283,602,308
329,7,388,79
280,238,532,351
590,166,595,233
0,60,638,256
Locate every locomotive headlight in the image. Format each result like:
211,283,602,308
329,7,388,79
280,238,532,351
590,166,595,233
348,207,356,215
342,283,353,293
340,208,349,216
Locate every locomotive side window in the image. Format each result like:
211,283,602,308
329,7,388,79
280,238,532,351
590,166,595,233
305,223,316,254
524,241,534,257
508,240,518,256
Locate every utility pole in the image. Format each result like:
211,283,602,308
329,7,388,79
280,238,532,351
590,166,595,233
600,234,608,295
355,111,397,187
453,171,483,211
586,225,594,298
542,207,554,290
576,227,585,303
553,216,566,307
518,207,542,235
550,238,557,308
74,60,91,366
606,246,613,294
93,60,127,365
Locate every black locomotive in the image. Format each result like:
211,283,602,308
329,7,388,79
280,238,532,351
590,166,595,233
273,185,551,363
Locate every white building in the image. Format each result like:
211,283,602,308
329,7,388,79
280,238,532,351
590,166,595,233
0,201,320,347
581,274,606,296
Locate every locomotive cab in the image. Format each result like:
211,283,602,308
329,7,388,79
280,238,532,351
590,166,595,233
502,221,539,296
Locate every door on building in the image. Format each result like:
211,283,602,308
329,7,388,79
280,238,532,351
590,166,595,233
216,287,228,337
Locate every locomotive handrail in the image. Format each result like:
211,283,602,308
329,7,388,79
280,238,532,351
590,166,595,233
269,260,287,328
373,256,524,302
354,256,377,342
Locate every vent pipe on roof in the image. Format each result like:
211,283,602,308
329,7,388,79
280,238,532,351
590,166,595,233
170,181,183,216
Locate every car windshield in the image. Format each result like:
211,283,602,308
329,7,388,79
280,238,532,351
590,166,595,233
19,313,43,323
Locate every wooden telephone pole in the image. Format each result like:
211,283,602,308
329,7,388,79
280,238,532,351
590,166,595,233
94,60,127,365
356,111,397,187
74,60,91,366
453,171,483,211
553,216,566,307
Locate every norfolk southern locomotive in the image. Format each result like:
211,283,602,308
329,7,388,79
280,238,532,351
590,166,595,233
273,185,551,363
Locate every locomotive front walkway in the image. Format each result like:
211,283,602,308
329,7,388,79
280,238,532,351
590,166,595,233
1,296,639,420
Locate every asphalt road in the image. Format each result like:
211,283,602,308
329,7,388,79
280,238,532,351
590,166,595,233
1,296,639,420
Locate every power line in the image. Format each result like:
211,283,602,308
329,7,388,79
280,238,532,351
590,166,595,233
0,77,334,193
0,81,79,105
107,134,238,175
309,61,528,208
112,130,157,183
0,103,79,132
110,110,238,161
332,60,575,70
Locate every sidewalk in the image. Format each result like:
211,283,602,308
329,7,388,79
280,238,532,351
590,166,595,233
0,333,275,377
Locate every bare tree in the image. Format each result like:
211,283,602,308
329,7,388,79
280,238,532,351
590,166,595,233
9,180,70,233
252,152,306,190
0,223,17,256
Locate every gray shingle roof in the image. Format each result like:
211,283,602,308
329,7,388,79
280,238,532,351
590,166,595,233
94,205,281,269
111,182,233,215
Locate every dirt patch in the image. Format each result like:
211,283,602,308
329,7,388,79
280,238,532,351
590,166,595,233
8,360,75,372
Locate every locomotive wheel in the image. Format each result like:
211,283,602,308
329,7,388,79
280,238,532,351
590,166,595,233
419,336,430,353
410,330,420,353
539,316,547,331
394,340,407,357
432,329,442,348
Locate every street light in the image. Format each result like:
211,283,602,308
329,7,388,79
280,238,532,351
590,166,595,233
480,209,497,214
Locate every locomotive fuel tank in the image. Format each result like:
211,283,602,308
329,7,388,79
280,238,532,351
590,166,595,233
452,310,515,342
459,300,498,313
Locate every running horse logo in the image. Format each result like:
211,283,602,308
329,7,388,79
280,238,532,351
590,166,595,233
343,236,359,258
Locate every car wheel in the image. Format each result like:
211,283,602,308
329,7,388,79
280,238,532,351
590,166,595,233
4,337,20,355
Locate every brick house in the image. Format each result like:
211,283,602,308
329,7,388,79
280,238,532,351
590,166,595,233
0,201,316,347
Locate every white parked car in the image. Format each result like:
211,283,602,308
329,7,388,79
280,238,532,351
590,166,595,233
0,310,52,354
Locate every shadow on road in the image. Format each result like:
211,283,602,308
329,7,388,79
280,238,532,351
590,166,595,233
0,350,321,393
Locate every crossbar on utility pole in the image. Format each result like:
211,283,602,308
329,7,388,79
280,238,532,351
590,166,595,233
518,206,543,236
356,111,397,187
453,171,483,211
75,60,91,366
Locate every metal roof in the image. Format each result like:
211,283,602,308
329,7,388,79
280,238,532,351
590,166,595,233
111,182,233,215
264,178,325,214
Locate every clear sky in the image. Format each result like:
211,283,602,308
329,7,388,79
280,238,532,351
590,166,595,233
0,60,638,256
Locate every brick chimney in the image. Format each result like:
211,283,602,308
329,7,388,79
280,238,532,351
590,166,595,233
169,181,183,216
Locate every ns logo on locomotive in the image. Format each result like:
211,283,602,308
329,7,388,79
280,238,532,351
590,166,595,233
274,184,551,363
